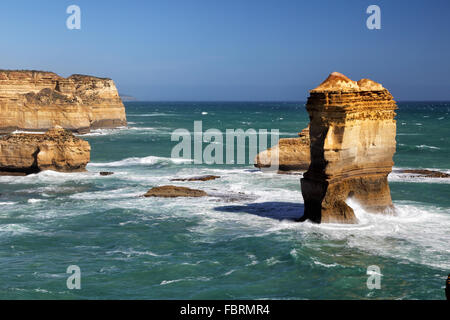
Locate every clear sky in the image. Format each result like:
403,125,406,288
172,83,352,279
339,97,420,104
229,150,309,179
1,0,449,100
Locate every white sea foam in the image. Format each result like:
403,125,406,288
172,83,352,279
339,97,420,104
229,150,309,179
77,126,167,137
416,144,440,150
70,188,143,200
0,224,34,235
0,170,95,185
107,249,163,257
397,133,422,136
224,269,236,276
131,113,176,117
88,155,193,168
389,167,450,184
297,199,450,270
160,276,211,285
76,126,129,136
27,199,46,204
312,260,340,268
171,166,449,271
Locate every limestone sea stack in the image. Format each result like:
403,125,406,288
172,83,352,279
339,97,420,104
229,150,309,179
0,70,127,134
300,72,397,224
254,126,310,171
0,126,90,174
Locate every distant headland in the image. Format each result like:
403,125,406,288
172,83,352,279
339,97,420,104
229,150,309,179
0,70,127,134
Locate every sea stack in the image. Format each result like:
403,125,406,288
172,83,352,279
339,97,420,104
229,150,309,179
300,72,397,223
0,70,127,134
0,126,90,174
254,126,310,171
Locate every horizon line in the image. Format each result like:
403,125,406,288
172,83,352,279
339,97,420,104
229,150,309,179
122,100,450,103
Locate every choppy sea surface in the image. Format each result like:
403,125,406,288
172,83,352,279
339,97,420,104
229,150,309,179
0,101,449,299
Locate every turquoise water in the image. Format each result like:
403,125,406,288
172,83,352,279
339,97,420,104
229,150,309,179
0,102,449,299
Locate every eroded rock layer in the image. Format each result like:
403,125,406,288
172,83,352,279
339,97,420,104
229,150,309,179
0,126,90,174
0,70,127,133
254,126,310,171
300,72,397,224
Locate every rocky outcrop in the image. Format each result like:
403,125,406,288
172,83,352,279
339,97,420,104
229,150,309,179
144,186,208,198
254,126,310,171
300,72,397,224
0,70,127,133
399,169,450,178
99,171,114,176
0,126,90,174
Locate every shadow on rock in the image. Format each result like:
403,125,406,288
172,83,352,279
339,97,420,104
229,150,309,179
214,201,304,221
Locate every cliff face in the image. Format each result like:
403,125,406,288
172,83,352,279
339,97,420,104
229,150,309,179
0,70,127,133
255,126,310,171
0,126,90,174
300,72,397,224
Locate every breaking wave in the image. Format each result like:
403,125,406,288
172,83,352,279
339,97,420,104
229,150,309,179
88,155,193,167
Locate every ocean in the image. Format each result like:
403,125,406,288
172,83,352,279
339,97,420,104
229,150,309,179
0,101,449,299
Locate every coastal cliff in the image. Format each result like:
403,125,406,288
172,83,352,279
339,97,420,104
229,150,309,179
0,126,90,174
300,72,397,224
0,70,127,133
254,126,310,171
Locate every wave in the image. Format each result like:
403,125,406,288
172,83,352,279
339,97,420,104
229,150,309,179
78,126,161,136
263,199,448,271
389,167,450,184
106,249,164,258
0,170,94,185
415,144,440,150
160,276,211,286
27,199,46,204
69,188,143,200
312,260,341,268
0,223,35,236
129,113,177,117
88,155,193,168
346,199,450,270
397,133,423,136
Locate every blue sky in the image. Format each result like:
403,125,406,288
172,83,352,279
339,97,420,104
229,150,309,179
1,0,449,100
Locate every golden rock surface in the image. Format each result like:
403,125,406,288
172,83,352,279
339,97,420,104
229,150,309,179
0,126,90,173
254,126,310,171
0,70,127,133
301,72,397,224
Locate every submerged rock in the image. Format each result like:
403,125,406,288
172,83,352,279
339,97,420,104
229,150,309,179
300,72,397,224
143,185,208,198
0,70,127,134
99,171,114,176
0,126,90,174
399,169,450,178
171,175,220,181
254,126,310,171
